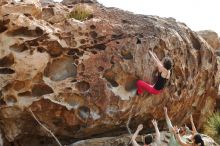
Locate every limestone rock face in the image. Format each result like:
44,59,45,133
198,30,220,49
0,0,219,145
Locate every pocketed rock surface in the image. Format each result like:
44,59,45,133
0,0,219,145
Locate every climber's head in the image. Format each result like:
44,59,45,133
162,57,173,70
144,134,153,145
193,134,204,146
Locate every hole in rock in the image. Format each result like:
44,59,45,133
8,26,43,37
107,79,119,87
97,36,106,41
0,19,8,33
0,53,14,67
63,93,84,107
71,79,77,82
37,47,46,53
91,50,97,54
10,43,29,52
18,91,32,96
122,19,130,24
65,87,72,91
177,90,181,96
42,41,63,57
89,31,97,38
0,99,6,106
67,48,83,56
76,81,90,92
103,69,119,87
90,25,96,29
97,66,104,72
121,50,133,60
0,91,5,105
94,44,106,50
52,117,63,126
216,50,220,56
80,39,86,44
5,95,17,104
77,106,90,122
24,13,31,17
13,80,25,91
0,68,15,74
78,32,83,36
72,55,79,60
111,34,123,39
0,26,7,33
44,57,77,81
32,83,54,97
190,33,201,50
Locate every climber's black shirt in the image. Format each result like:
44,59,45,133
153,73,167,90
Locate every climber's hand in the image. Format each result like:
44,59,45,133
137,124,143,131
164,107,167,113
172,126,179,134
152,119,158,127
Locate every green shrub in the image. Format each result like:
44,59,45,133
203,111,220,144
68,5,92,21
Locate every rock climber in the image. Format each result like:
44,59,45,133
136,50,173,95
131,119,161,146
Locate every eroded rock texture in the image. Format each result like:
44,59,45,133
198,30,220,110
198,30,220,50
0,0,219,145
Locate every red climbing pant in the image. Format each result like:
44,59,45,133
136,80,161,95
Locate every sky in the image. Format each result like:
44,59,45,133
54,0,220,35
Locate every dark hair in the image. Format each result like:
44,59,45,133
144,134,153,144
194,134,204,146
162,57,173,70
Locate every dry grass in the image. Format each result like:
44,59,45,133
68,5,93,21
203,111,220,144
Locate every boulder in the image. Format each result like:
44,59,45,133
0,1,219,145
198,30,220,49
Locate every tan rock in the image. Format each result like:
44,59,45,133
61,0,97,5
0,1,219,145
42,3,69,24
0,2,42,19
198,30,220,49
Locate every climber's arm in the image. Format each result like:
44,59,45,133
164,107,173,131
131,124,143,146
149,50,168,73
190,115,197,135
152,119,161,144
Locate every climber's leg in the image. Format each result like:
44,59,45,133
136,80,161,95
